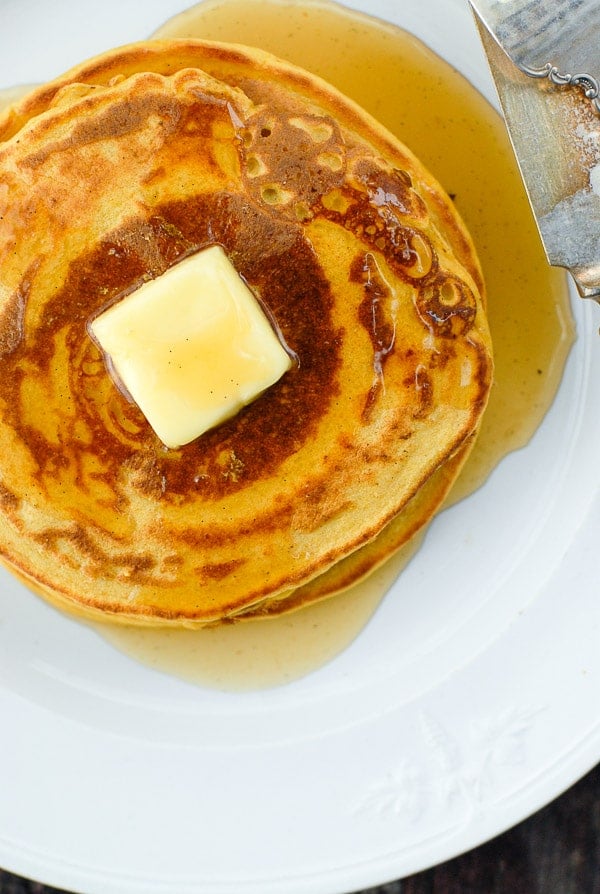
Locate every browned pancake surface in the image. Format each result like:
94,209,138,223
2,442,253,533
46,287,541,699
0,41,492,625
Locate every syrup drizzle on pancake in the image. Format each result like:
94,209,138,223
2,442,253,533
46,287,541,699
0,0,574,690
154,0,574,495
93,0,573,691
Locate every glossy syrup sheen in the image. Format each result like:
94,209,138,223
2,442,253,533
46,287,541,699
1,0,574,690
97,0,574,690
154,0,574,497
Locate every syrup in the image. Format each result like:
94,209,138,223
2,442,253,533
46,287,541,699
102,537,422,691
0,0,574,690
153,0,574,499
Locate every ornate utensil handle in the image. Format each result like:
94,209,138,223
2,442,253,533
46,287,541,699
521,62,600,115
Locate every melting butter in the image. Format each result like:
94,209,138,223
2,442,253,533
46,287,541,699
90,245,291,449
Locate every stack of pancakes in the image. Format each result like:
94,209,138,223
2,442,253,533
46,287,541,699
0,40,492,626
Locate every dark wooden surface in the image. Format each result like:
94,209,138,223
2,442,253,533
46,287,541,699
1,762,599,894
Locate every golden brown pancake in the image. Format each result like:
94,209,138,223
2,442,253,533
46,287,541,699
233,437,473,620
0,40,492,626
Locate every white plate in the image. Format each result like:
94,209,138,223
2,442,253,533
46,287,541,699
0,2,599,892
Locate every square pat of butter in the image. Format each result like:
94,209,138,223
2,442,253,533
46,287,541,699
90,245,292,449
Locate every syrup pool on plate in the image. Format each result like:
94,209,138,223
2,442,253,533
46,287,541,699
0,0,574,690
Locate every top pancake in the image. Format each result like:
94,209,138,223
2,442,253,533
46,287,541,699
0,40,492,625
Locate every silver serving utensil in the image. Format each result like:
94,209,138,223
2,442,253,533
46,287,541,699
469,0,600,302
